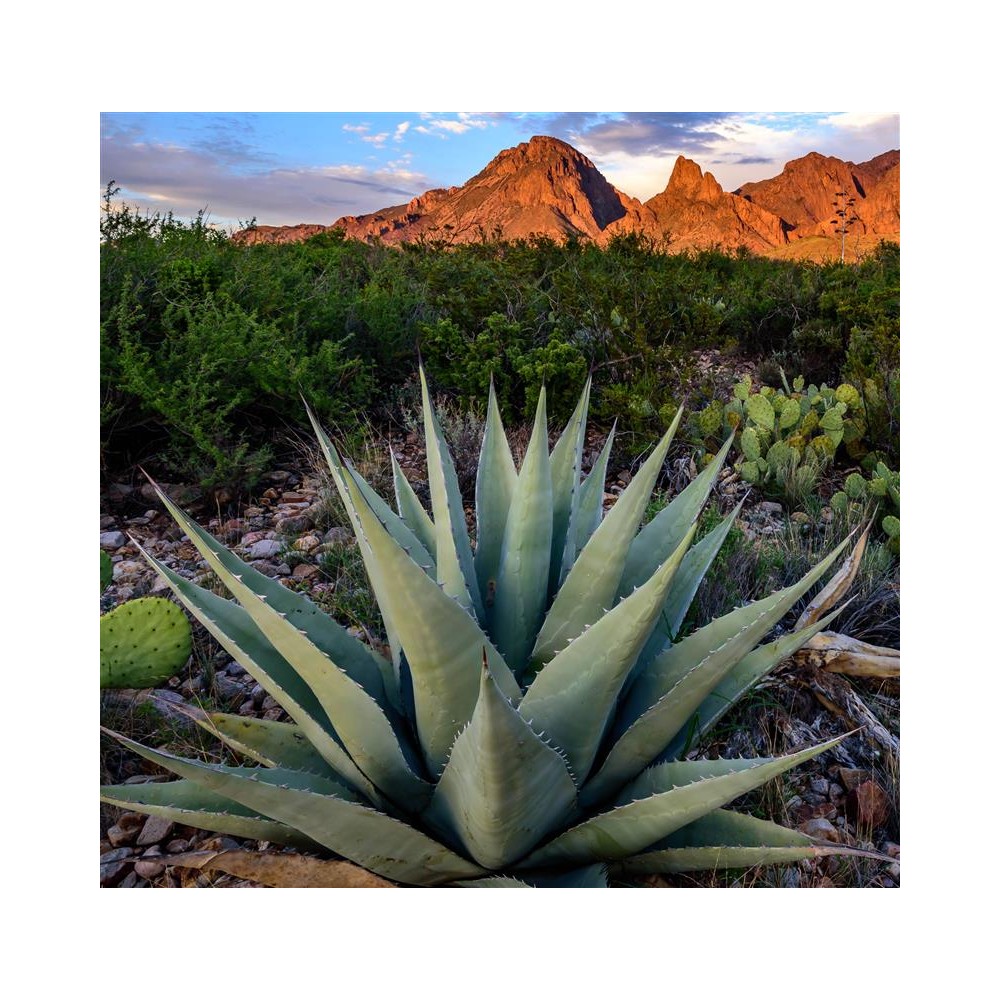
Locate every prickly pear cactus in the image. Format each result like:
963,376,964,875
100,597,193,688
100,550,113,593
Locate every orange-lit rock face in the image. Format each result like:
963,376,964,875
231,139,899,257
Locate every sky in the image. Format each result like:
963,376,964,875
100,111,900,230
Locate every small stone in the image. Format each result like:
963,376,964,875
888,862,901,882
100,530,127,550
799,818,840,842
238,699,256,716
118,871,140,889
838,767,868,792
136,815,175,847
828,782,845,800
847,780,890,828
809,777,830,797
165,839,190,854
133,859,165,879
261,695,279,712
250,560,279,578
323,527,352,545
277,514,315,534
883,841,901,859
263,707,285,721
101,860,132,887
247,539,283,559
107,824,138,847
225,661,246,677
293,534,321,553
215,676,245,702
112,559,143,580
101,847,133,864
251,683,265,706
796,801,837,823
790,511,810,524
100,515,117,530
241,530,270,546
758,501,783,515
199,836,242,853
292,563,321,581
276,563,292,576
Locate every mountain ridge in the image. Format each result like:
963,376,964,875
235,136,899,259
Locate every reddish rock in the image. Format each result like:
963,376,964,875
847,779,891,828
292,563,321,581
230,137,899,259
838,767,869,792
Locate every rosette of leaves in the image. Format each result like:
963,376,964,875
101,372,861,887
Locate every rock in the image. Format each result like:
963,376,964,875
261,695,280,712
133,858,166,879
100,531,127,550
112,559,143,580
838,767,869,792
214,676,246,702
238,699,256,716
799,818,840,842
263,471,291,485
757,501,783,515
809,777,830,797
107,812,145,846
100,847,134,887
790,511,810,524
796,801,837,823
292,563,321,581
828,782,845,800
247,539,283,559
136,816,175,847
118,871,140,888
219,518,246,541
293,534,321,553
165,839,190,854
888,862,901,882
250,560,279,578
883,841,901,859
263,707,285,721
847,780,890,828
277,513,315,534
100,515,117,530
241,530,270,546
323,527,352,546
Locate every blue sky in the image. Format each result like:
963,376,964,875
101,112,900,229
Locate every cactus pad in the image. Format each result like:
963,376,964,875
746,394,775,432
778,398,800,431
100,597,192,688
741,426,761,462
844,473,867,500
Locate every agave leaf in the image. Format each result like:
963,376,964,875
100,779,319,849
532,409,681,668
420,367,484,620
659,610,842,761
490,388,553,675
391,450,437,557
340,454,522,776
141,498,433,810
474,379,518,609
145,480,390,710
633,499,746,673
426,661,578,870
454,876,534,887
345,457,435,574
548,376,590,597
520,736,842,868
105,731,486,886
564,421,616,576
615,809,817,874
308,410,404,699
519,527,695,783
134,546,378,802
171,704,344,778
526,864,609,887
583,601,836,805
618,435,733,598
620,537,850,731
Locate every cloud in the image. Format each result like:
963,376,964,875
414,112,492,137
101,131,432,227
394,121,410,141
342,123,370,134
361,132,390,146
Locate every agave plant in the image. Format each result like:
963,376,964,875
102,372,859,887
